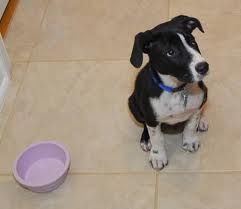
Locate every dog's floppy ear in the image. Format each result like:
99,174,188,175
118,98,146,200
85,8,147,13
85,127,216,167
172,15,204,33
130,30,153,68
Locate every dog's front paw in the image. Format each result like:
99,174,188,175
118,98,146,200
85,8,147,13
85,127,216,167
140,140,152,152
197,117,208,132
182,136,200,152
149,149,168,170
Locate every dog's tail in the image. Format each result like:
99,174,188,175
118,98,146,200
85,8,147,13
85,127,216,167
128,94,145,124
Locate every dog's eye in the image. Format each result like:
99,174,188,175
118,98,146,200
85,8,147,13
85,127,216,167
166,49,175,57
190,40,196,46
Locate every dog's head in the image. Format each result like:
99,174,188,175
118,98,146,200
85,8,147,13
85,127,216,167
130,15,209,83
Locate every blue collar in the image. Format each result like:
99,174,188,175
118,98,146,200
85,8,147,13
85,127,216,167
149,68,187,93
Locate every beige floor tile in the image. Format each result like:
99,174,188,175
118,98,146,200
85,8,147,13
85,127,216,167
4,0,49,61
0,62,27,141
0,174,155,209
0,61,154,173
170,8,241,57
158,173,241,209
170,0,241,14
30,0,168,61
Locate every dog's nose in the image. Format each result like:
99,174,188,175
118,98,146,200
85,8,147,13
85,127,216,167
195,62,209,75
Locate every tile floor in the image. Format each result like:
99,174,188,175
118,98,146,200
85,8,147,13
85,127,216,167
1,0,241,208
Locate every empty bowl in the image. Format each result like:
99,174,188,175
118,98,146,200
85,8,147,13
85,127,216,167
13,141,70,193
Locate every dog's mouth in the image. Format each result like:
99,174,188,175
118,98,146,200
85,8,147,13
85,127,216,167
178,69,209,83
177,75,206,84
177,74,195,83
196,71,209,80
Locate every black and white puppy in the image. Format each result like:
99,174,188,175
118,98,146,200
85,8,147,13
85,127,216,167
128,15,209,170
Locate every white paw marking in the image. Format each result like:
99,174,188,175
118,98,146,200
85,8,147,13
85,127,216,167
140,141,152,152
198,118,208,132
149,149,168,170
182,136,200,152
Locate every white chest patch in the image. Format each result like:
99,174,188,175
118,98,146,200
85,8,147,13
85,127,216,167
150,83,204,124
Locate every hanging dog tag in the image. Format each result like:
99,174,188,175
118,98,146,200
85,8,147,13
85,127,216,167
182,89,188,107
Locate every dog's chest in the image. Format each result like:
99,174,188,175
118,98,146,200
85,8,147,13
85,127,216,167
150,84,204,124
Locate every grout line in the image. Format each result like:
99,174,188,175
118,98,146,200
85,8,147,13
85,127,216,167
160,170,241,174
0,173,13,176
69,171,154,175
27,58,130,63
4,170,241,176
65,170,241,175
0,171,154,176
154,172,159,209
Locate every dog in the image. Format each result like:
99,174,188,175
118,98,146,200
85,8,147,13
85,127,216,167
128,15,209,170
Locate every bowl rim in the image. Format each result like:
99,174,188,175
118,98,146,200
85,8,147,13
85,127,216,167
13,141,70,188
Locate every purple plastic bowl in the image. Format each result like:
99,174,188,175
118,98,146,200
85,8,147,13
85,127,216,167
13,141,70,193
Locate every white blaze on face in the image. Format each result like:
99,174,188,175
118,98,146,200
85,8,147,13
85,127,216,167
177,33,205,82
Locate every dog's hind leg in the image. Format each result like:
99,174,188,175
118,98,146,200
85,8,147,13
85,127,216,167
140,124,152,152
128,94,144,124
197,116,208,132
